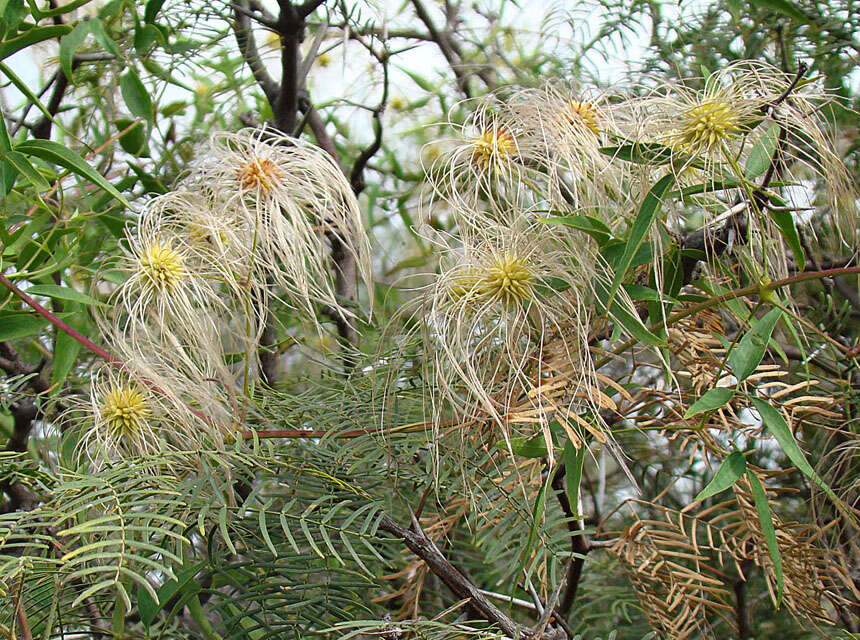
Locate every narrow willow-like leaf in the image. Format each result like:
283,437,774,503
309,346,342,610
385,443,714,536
746,469,783,606
15,139,130,207
562,440,585,517
0,314,47,341
751,398,848,514
685,388,735,418
750,0,815,24
606,173,675,310
258,507,277,558
218,505,236,554
519,468,552,580
744,125,780,179
695,451,747,501
537,214,613,246
768,207,805,271
730,308,782,382
299,517,325,559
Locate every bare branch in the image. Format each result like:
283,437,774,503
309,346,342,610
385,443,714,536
349,48,388,194
409,0,472,98
232,0,279,106
296,0,328,19
377,513,525,637
551,465,591,617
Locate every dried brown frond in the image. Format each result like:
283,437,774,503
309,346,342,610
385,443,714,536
729,472,859,625
605,505,737,639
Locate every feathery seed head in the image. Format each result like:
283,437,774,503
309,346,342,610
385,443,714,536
675,98,741,152
237,155,285,194
137,240,186,294
470,125,516,172
99,383,151,438
479,252,534,305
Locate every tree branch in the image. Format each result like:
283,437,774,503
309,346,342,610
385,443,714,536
377,513,525,637
551,465,591,617
349,45,388,194
409,0,472,98
232,1,279,106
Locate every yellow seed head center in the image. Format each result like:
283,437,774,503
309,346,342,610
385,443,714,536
138,241,185,292
678,99,740,152
479,254,534,305
566,99,600,135
100,385,151,438
470,126,516,172
237,156,284,193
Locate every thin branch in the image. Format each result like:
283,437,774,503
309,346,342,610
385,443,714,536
349,47,388,194
297,0,328,18
232,0,278,29
30,67,68,140
551,465,591,617
273,2,302,133
376,513,525,637
409,0,472,98
232,1,279,106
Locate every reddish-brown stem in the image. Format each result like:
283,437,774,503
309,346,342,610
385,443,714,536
0,273,119,365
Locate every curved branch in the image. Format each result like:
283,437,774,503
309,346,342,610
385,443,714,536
232,0,279,106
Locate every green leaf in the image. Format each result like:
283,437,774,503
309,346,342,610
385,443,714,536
144,0,166,23
768,207,805,271
218,505,236,554
745,125,780,179
685,388,736,418
398,66,437,92
87,18,120,57
647,245,683,327
0,313,47,340
0,61,61,127
114,118,147,156
750,0,816,24
53,319,82,386
606,173,675,310
120,69,152,123
25,284,99,306
562,440,585,517
498,432,550,458
595,280,667,346
139,562,203,627
14,139,130,207
538,214,613,246
751,398,845,509
188,594,224,640
623,283,675,303
726,0,742,20
3,150,49,190
59,19,88,80
519,469,551,580
134,22,161,55
729,307,782,381
694,451,746,501
746,469,783,606
0,108,11,151
0,156,17,193
0,24,70,60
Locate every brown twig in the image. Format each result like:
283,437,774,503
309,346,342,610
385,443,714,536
376,513,525,637
551,465,591,616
